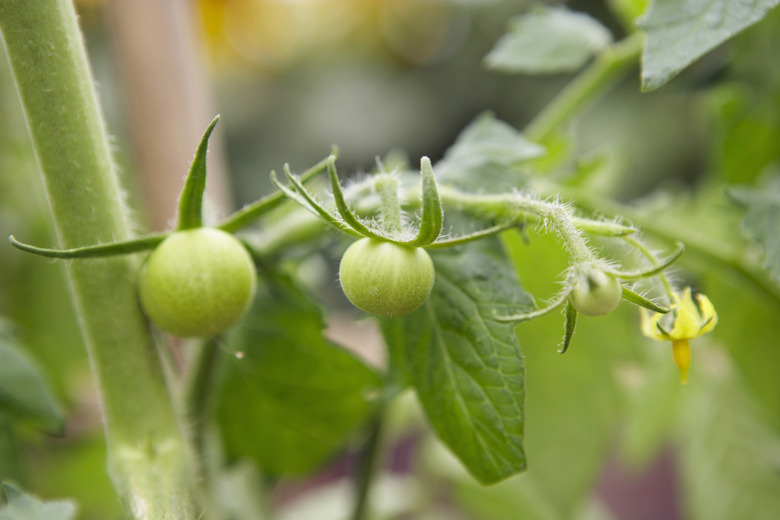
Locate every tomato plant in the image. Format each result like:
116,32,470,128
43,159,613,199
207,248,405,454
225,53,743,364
3,1,780,520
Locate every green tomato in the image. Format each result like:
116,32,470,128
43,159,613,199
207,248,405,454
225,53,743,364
138,228,257,337
570,265,622,316
339,238,434,317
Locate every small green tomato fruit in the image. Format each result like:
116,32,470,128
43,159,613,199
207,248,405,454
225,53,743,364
570,265,622,316
339,238,434,317
138,228,257,337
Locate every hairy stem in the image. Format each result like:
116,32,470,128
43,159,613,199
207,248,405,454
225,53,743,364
550,184,780,310
375,174,403,236
217,154,333,233
255,181,631,258
526,199,593,263
436,188,596,262
623,235,677,301
436,187,634,237
0,2,197,518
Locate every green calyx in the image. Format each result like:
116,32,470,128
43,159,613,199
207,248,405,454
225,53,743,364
272,157,445,316
272,156,445,246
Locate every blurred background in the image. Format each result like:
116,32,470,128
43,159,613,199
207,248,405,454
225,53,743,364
2,0,780,519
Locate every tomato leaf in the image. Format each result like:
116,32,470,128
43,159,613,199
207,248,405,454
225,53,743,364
639,0,780,91
435,113,544,192
388,239,534,484
730,176,780,285
0,322,63,434
484,6,613,75
378,316,413,390
217,273,383,476
0,483,77,520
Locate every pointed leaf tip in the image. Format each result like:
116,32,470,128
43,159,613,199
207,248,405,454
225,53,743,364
328,159,381,239
559,300,578,353
177,116,221,230
622,286,670,314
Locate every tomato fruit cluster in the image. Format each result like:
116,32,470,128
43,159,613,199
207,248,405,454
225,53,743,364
138,228,257,337
339,238,434,317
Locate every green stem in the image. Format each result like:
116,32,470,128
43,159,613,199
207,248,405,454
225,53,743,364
217,155,333,233
9,233,167,259
437,188,594,262
247,210,328,255
253,182,632,257
0,2,197,518
623,235,677,301
182,340,273,520
436,187,635,237
374,174,403,236
550,185,780,310
425,222,520,249
524,33,644,142
351,412,385,520
538,202,593,263
182,339,219,476
0,414,22,483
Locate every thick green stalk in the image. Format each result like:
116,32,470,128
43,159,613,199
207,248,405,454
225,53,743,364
350,413,385,520
0,2,196,518
181,339,219,480
524,33,643,142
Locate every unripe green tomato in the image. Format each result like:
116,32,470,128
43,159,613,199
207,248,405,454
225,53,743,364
138,228,257,337
339,238,434,317
570,266,622,316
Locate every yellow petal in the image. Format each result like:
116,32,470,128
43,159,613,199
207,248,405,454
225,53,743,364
696,293,718,334
672,339,691,384
669,289,700,339
640,308,669,341
679,287,698,316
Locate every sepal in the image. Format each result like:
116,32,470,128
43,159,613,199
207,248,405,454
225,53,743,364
177,115,220,230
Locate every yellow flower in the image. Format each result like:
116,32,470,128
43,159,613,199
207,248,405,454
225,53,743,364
640,287,717,384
